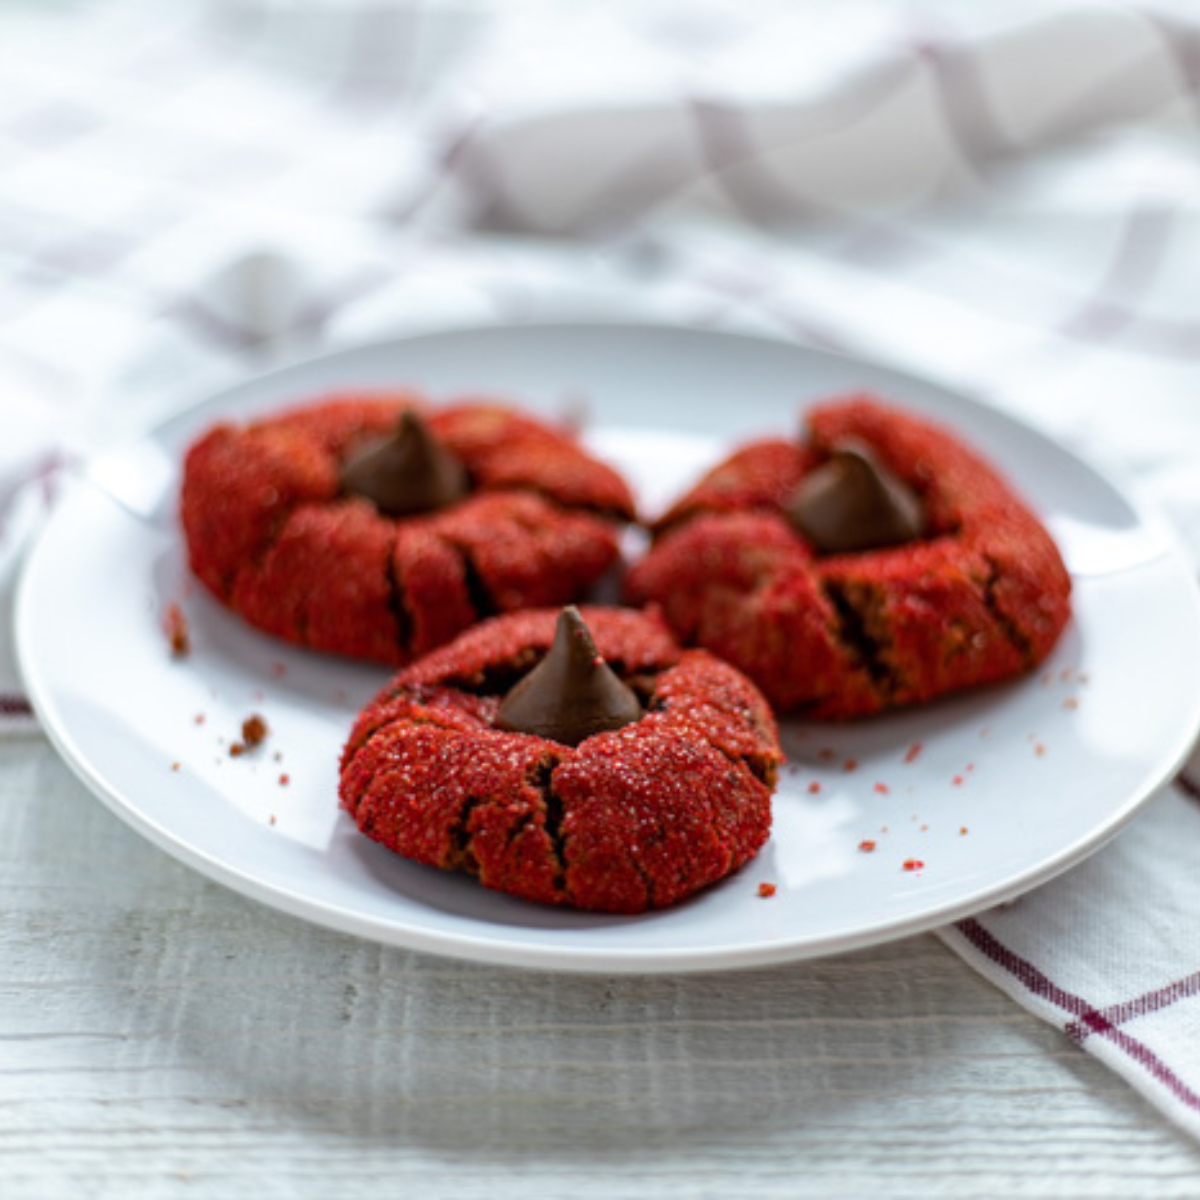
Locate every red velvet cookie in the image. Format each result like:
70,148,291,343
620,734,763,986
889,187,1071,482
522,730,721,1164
181,395,635,664
339,606,782,914
625,396,1071,719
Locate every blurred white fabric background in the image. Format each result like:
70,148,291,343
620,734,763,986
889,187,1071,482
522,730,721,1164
5,0,1200,1149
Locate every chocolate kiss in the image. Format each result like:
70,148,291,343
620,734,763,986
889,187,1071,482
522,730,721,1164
494,607,643,747
340,410,469,516
786,439,926,553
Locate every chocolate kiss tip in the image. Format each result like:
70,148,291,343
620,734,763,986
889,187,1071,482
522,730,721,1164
494,607,643,747
786,439,925,553
340,408,469,516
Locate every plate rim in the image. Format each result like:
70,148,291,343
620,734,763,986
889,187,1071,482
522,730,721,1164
17,319,1200,974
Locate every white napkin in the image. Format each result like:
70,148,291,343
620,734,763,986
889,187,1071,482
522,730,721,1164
4,0,1200,1136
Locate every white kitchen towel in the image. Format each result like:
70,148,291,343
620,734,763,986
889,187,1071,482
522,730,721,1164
3,0,1200,1137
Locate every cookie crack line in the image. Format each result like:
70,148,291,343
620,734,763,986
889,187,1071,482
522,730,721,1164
449,793,486,876
531,760,569,893
384,537,415,659
703,734,779,791
627,852,658,911
449,540,499,626
981,553,1035,665
820,578,901,699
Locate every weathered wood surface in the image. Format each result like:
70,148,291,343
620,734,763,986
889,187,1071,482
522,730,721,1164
3,740,1200,1199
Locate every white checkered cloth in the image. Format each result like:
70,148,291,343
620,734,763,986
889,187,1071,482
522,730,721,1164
4,0,1200,1138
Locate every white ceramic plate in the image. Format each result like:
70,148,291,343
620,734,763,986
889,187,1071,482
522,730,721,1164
17,323,1200,973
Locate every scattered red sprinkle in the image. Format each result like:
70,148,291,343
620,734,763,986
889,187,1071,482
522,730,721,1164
164,603,190,658
959,826,969,836
874,782,889,794
194,713,206,725
904,742,923,764
269,814,277,826
843,758,858,773
279,773,290,786
757,882,777,898
171,762,180,772
807,781,822,795
953,775,964,786
1035,743,1047,757
229,743,245,758
818,747,836,762
271,662,287,678
966,762,975,773
858,840,877,853
902,858,925,872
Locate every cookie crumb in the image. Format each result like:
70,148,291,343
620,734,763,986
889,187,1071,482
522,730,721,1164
230,713,268,757
269,814,277,826
1063,697,1079,711
242,714,268,746
757,882,776,898
164,604,190,658
959,826,969,836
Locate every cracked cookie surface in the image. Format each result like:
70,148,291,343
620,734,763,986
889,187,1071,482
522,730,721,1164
339,607,782,914
625,396,1072,719
181,396,634,663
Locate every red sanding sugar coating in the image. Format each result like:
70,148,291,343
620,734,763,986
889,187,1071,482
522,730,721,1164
339,607,783,914
625,396,1072,719
181,396,635,664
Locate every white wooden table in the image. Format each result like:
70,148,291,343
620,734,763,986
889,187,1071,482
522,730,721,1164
5,739,1200,1197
